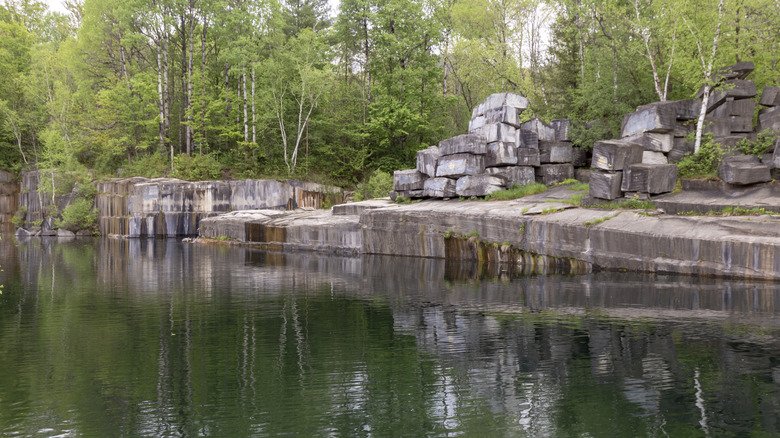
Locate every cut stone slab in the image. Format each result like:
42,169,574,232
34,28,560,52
769,139,780,168
332,200,394,216
711,61,754,82
760,86,780,107
484,106,522,128
473,123,517,144
486,141,518,167
468,115,486,132
574,168,592,183
472,92,530,118
758,106,780,132
439,134,487,156
622,132,673,152
621,163,677,194
622,103,676,137
589,170,623,200
704,80,758,110
436,154,486,178
624,192,651,200
592,140,644,171
393,169,426,191
730,115,753,133
674,99,701,120
486,166,535,187
642,151,668,164
731,99,756,117
394,189,425,199
517,129,539,149
423,177,457,198
538,140,573,163
550,119,573,141
718,155,771,185
535,164,574,185
57,229,76,238
520,118,556,141
522,202,576,216
571,147,588,168
455,175,505,197
416,146,440,177
703,117,732,137
517,148,541,167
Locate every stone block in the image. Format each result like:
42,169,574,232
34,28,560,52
711,98,733,118
455,175,505,197
705,80,757,110
439,134,487,156
718,155,771,185
472,92,530,118
621,103,676,137
673,122,694,138
467,115,486,132
731,99,756,117
589,170,623,200
713,135,752,149
395,189,425,199
516,148,541,167
538,140,573,163
436,154,486,178
591,140,643,171
758,106,780,132
668,137,694,163
517,129,539,149
550,119,573,141
416,146,440,177
642,151,668,164
486,141,518,167
759,86,780,107
484,106,522,128
571,147,588,167
574,168,592,183
769,139,780,168
423,177,457,198
730,115,753,133
473,123,517,144
703,117,732,137
675,99,701,120
393,169,426,191
711,61,754,82
621,132,673,152
486,166,535,187
624,191,651,200
520,118,556,141
535,164,574,185
621,163,677,194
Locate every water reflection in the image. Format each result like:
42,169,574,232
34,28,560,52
2,238,780,436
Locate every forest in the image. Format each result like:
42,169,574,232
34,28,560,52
1,0,779,188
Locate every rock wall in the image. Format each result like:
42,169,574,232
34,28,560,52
0,170,19,233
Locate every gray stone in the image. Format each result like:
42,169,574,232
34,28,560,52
439,134,487,156
624,192,651,200
550,119,573,141
479,106,522,128
416,146,440,177
472,92,530,118
486,141,518,167
713,135,752,149
423,177,457,198
591,140,644,171
718,155,771,185
674,99,701,120
15,227,36,237
769,139,780,169
711,61,754,82
396,189,425,199
520,118,556,141
571,147,588,167
589,171,623,200
621,103,676,137
535,164,574,185
468,115,486,132
673,123,694,137
455,175,505,197
731,99,756,117
393,169,426,191
473,123,517,144
621,164,677,194
758,106,780,132
730,115,753,133
703,117,731,137
486,166,535,187
621,132,673,152
517,129,539,149
0,170,15,182
538,140,573,163
332,200,394,216
517,148,541,167
76,229,93,236
759,86,780,107
704,80,757,110
642,151,668,164
574,168,592,183
436,154,486,178
57,229,76,237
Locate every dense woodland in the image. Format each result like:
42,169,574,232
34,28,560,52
1,0,780,187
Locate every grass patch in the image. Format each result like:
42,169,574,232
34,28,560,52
486,182,547,201
540,207,565,215
566,182,589,191
587,199,656,210
584,212,621,227
555,178,580,186
677,206,774,216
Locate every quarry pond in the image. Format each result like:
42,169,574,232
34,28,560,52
3,238,780,436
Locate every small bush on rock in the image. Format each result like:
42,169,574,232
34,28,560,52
354,170,394,201
677,136,725,178
55,198,98,232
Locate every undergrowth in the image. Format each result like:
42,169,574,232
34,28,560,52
485,182,548,201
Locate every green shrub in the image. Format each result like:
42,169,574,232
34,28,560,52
170,153,223,181
736,131,777,157
11,206,27,228
55,198,98,232
120,152,170,178
485,183,548,201
355,170,394,201
677,135,725,178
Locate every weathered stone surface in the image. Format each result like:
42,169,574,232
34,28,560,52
455,175,504,197
550,119,573,141
416,146,440,177
520,118,556,141
439,134,487,156
473,123,517,144
674,99,701,120
730,115,753,133
516,148,541,167
718,155,771,185
731,99,756,117
538,140,573,163
571,147,588,167
621,132,673,152
574,168,592,183
517,129,539,149
703,117,731,137
760,86,780,107
642,151,668,164
472,92,530,118
704,80,757,110
758,106,780,132
591,140,644,171
535,164,574,185
589,171,623,200
332,200,394,216
396,189,425,199
423,177,457,198
57,229,76,238
673,123,694,138
436,154,486,178
15,227,37,237
624,191,651,200
485,106,522,128
769,139,780,169
393,169,426,191
486,141,518,167
621,103,676,137
711,61,754,82
621,164,677,194
486,166,535,187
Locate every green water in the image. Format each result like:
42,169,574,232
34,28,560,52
2,238,780,437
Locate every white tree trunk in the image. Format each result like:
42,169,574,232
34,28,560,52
692,0,725,153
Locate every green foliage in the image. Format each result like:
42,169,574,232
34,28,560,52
676,135,725,178
354,170,393,201
485,183,548,201
119,152,170,178
54,198,97,232
566,182,589,191
584,213,621,227
677,206,774,216
736,131,777,157
170,154,223,181
11,205,27,228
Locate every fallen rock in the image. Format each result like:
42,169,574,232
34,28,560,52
535,164,574,185
592,140,644,171
760,86,780,107
517,129,539,149
517,148,541,167
439,134,487,156
758,106,780,132
423,177,457,198
436,154,486,178
622,103,676,136
473,123,517,144
486,141,518,167
550,119,573,141
393,169,426,191
621,163,677,194
486,166,535,187
589,170,623,200
520,118,556,141
718,155,771,185
472,92,530,118
416,146,440,177
539,140,573,163
642,151,668,164
621,132,673,152
455,175,504,197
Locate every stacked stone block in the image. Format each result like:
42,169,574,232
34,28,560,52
588,140,643,200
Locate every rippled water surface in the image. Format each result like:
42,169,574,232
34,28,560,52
3,238,780,437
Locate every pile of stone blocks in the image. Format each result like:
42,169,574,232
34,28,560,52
394,92,582,199
588,139,678,201
759,85,780,133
